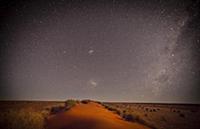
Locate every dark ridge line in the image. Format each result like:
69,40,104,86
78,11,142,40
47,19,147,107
0,100,200,106
103,102,200,106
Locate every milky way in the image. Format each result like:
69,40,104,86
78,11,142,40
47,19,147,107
0,0,200,103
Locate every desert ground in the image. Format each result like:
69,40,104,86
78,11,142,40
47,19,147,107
103,102,200,129
0,100,199,129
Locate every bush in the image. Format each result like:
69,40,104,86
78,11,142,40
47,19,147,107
123,114,135,121
65,100,77,108
50,106,65,114
108,107,115,111
179,113,185,118
123,110,126,113
115,110,121,116
81,100,91,104
123,114,140,122
95,101,102,105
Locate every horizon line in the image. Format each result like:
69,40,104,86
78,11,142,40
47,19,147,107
0,98,200,105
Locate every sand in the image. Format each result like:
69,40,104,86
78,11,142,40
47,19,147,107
46,102,150,129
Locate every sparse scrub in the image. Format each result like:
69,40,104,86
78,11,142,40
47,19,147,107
102,103,158,129
0,109,45,129
101,103,200,129
102,104,122,116
122,113,157,129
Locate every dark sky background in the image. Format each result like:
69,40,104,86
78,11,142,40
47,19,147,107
0,0,200,103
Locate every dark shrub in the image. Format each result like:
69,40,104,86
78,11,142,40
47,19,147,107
104,105,109,109
123,114,141,122
45,107,50,111
107,106,115,111
65,100,77,107
81,100,91,104
95,101,102,104
115,110,121,116
50,106,65,114
123,110,126,113
179,113,185,118
123,114,135,121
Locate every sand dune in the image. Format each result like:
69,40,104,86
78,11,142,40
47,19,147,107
46,102,150,129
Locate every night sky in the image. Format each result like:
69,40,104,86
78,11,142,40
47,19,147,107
0,0,200,103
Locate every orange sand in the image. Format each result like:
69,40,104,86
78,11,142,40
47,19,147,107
46,102,150,129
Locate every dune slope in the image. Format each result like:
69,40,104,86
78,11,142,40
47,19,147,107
46,102,150,129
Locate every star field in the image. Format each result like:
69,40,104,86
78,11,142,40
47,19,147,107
0,0,200,103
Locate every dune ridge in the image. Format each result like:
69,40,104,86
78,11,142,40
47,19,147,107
46,102,150,129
